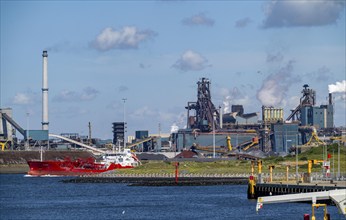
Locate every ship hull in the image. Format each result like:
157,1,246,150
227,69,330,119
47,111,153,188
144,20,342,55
27,160,133,176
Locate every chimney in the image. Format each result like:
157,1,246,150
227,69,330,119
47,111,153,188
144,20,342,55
42,50,49,130
329,93,332,105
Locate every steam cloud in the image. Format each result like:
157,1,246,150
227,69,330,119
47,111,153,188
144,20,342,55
328,80,346,93
257,60,300,106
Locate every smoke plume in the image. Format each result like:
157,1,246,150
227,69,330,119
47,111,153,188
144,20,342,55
328,80,346,93
257,60,300,106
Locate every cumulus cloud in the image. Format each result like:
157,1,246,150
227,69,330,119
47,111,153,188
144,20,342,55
91,26,157,51
12,90,39,105
256,60,301,106
235,17,252,28
53,87,99,102
13,93,32,105
262,0,345,28
172,50,210,72
182,12,215,26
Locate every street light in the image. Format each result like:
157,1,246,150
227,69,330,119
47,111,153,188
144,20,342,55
296,144,299,182
213,112,216,158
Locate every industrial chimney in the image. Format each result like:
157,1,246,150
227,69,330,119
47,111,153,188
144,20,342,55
328,93,332,105
42,50,49,130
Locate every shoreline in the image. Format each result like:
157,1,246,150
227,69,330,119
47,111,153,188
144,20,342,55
0,164,28,174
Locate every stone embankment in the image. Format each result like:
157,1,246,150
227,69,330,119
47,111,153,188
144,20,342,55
63,173,249,186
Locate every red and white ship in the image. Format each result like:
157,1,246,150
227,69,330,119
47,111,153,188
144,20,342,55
27,149,140,176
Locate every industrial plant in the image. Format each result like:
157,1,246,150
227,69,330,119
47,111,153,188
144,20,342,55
0,52,344,158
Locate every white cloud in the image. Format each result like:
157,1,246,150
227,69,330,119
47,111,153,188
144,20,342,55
182,12,215,26
13,93,32,105
12,91,39,105
262,0,345,28
172,50,210,72
53,87,99,102
91,26,157,51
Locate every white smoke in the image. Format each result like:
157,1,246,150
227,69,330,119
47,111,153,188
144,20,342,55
328,80,346,93
223,95,232,113
257,60,300,106
170,123,179,133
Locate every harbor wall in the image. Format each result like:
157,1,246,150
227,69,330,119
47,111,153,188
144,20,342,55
249,182,346,199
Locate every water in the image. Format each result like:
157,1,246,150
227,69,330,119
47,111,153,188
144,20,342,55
0,174,344,220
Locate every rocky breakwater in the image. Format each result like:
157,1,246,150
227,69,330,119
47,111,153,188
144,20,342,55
0,150,94,174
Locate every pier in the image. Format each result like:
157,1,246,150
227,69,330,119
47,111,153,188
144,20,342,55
253,181,346,198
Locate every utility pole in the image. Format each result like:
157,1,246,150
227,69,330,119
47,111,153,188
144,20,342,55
213,112,216,158
338,141,340,180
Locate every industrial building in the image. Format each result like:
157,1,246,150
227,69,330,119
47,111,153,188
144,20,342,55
170,79,337,156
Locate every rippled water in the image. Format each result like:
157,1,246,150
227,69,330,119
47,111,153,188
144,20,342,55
0,174,344,219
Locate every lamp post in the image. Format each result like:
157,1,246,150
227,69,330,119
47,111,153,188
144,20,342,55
213,112,216,158
122,98,127,149
337,141,340,180
295,144,299,182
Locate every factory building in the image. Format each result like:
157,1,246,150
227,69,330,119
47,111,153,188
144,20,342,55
271,123,299,153
300,104,334,129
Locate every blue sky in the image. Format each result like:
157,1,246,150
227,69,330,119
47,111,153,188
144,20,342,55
1,0,345,139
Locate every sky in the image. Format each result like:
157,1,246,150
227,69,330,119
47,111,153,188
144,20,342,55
1,0,345,140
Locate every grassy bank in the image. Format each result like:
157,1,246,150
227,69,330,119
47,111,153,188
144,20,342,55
113,144,346,175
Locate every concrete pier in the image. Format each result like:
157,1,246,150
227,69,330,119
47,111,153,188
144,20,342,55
251,181,346,199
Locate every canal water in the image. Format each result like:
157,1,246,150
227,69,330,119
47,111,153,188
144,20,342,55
0,174,344,219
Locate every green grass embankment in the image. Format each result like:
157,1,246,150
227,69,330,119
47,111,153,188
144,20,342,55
113,144,346,176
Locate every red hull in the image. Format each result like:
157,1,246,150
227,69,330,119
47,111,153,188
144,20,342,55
27,158,133,176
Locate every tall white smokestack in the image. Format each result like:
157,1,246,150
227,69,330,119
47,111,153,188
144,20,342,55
42,50,49,130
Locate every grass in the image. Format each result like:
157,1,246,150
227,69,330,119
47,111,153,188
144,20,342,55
112,144,346,176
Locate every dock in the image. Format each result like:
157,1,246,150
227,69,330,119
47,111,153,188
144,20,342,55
248,180,346,199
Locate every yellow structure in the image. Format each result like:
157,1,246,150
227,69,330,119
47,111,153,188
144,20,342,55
243,137,259,151
311,203,329,220
226,136,232,151
268,165,275,182
0,140,9,151
304,129,325,146
257,160,262,174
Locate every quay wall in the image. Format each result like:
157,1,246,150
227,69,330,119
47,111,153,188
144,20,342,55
252,182,346,199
